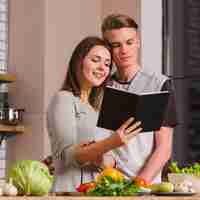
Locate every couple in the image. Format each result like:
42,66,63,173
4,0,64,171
47,14,177,192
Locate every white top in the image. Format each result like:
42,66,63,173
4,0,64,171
107,68,169,183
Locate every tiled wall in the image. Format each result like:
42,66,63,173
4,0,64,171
0,140,6,180
0,0,7,73
0,0,7,181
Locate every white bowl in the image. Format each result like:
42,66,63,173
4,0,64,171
168,173,200,193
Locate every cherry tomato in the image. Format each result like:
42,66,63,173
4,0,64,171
134,177,151,188
76,182,96,193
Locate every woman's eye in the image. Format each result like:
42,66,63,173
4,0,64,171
91,58,100,62
105,63,110,67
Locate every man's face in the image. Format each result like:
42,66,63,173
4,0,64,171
104,27,140,70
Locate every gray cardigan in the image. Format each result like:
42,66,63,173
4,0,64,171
47,91,105,192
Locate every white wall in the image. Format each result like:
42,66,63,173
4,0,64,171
102,0,140,25
44,0,102,110
141,0,162,74
7,0,102,167
102,0,163,74
7,0,45,167
44,0,102,156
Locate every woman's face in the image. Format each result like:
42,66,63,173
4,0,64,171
80,45,111,88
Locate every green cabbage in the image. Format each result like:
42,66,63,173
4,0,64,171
8,160,53,196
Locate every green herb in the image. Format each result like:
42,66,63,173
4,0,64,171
169,161,200,176
86,176,142,196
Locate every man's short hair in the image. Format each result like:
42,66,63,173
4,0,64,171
101,14,138,34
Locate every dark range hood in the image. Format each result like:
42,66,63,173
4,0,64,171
163,0,200,165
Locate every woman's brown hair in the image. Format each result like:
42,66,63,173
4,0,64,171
61,36,112,110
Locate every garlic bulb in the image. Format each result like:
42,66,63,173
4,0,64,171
174,180,194,193
3,179,18,196
174,183,189,192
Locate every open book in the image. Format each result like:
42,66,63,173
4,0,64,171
97,86,170,132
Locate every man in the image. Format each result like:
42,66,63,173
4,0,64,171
101,14,177,184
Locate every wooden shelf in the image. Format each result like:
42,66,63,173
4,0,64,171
0,73,16,83
0,124,25,133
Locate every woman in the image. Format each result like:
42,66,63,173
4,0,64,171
47,36,142,192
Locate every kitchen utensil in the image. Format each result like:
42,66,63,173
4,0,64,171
0,108,24,125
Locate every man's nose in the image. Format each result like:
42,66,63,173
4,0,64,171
120,44,128,54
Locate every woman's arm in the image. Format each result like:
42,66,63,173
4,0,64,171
74,118,142,165
47,92,142,168
47,91,78,167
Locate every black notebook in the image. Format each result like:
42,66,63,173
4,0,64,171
97,86,170,132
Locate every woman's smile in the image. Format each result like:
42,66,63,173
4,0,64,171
92,71,106,79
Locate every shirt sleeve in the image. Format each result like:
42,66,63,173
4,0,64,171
47,91,78,167
161,79,178,127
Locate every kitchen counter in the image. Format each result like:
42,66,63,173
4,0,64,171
0,194,200,200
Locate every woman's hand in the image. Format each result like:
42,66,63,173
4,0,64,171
110,117,142,148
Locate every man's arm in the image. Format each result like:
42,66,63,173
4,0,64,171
137,126,173,183
137,79,177,183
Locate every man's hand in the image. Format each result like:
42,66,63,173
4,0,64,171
137,126,173,183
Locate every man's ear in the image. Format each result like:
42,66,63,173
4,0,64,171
136,32,140,48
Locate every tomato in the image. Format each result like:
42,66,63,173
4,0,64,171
134,177,151,188
76,182,96,193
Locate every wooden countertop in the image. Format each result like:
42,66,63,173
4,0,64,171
0,195,200,200
0,194,199,200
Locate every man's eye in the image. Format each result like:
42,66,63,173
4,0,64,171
127,40,136,45
127,41,133,45
111,43,120,48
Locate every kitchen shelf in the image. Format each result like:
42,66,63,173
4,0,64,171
0,73,16,83
0,124,25,133
0,124,25,145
